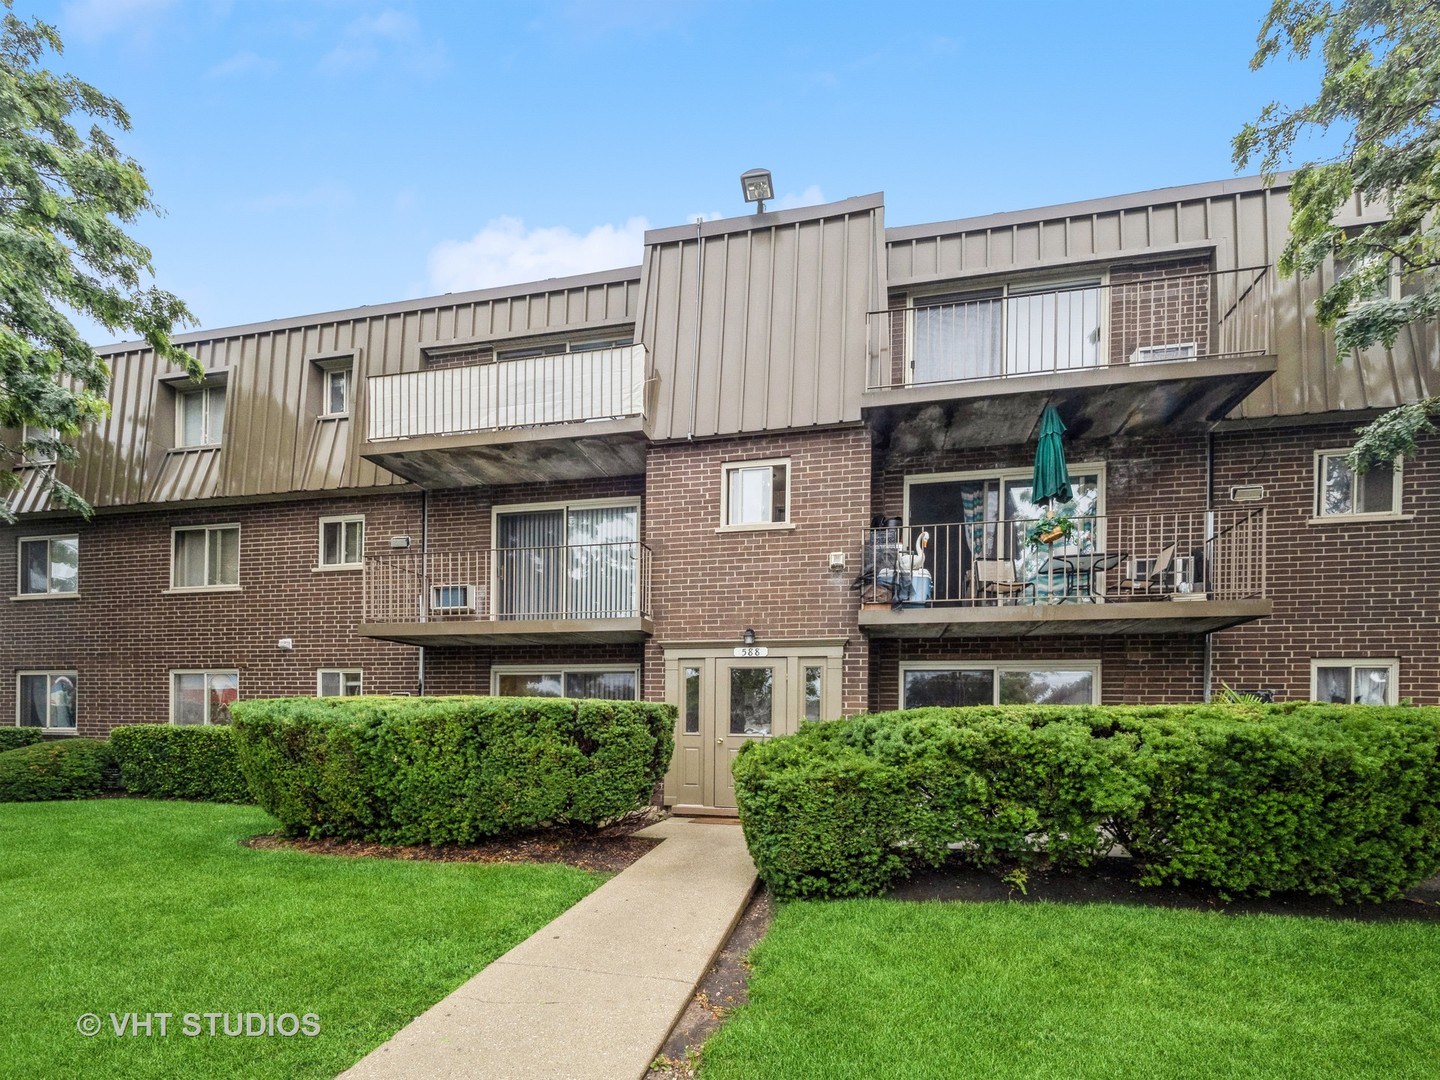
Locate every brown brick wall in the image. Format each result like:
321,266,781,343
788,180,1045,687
1,492,427,735
1108,255,1213,365
1210,421,1440,703
642,427,872,715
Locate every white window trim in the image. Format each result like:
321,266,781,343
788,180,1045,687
169,669,240,726
18,425,58,466
902,462,1108,521
14,534,79,599
718,457,793,532
1311,449,1406,522
16,670,77,730
899,661,1102,708
316,514,365,571
321,366,352,419
489,664,641,700
1310,658,1399,705
174,384,225,449
317,669,363,697
168,524,242,592
493,333,635,362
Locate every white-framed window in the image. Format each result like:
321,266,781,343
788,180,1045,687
323,367,351,417
318,515,364,569
494,334,633,362
175,384,226,448
491,665,640,701
1314,450,1402,519
17,671,76,730
171,525,240,590
16,535,78,596
720,458,790,529
900,662,1100,708
1311,659,1398,705
171,670,239,725
19,424,57,465
317,669,363,697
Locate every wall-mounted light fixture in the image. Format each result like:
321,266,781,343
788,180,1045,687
740,168,773,214
742,627,756,646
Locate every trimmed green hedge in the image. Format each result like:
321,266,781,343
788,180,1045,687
0,738,114,802
733,704,1440,903
230,695,675,842
110,725,252,803
0,729,44,754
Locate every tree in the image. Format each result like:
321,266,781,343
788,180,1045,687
0,3,196,521
1234,0,1440,470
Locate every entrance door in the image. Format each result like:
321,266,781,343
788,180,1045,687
713,659,784,810
663,645,844,812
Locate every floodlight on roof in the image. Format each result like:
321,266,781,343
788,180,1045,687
740,168,774,214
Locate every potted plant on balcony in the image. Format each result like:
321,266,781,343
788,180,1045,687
1026,510,1076,547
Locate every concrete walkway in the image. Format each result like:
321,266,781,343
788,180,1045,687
339,817,757,1080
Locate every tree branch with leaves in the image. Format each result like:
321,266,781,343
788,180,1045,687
0,2,196,521
1235,0,1440,469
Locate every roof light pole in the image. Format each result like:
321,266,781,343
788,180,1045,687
740,168,774,214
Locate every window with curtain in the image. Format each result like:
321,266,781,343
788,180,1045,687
494,502,639,620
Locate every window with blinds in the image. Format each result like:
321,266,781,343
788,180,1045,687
493,501,640,620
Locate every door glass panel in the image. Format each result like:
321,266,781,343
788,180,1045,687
1006,282,1101,374
496,509,565,619
566,505,638,618
912,293,1002,382
683,666,701,733
804,665,823,721
729,667,773,735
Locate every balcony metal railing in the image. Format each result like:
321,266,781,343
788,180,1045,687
856,509,1265,608
366,343,647,441
362,542,653,624
867,267,1271,390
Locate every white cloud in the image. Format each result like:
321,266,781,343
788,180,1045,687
774,185,826,211
61,0,176,42
319,8,447,76
207,51,276,79
427,216,649,294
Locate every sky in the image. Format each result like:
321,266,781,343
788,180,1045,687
29,0,1334,343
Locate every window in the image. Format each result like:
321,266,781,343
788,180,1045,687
323,368,351,417
318,670,362,697
318,516,364,569
1312,660,1397,705
17,672,75,730
493,499,640,619
683,666,701,734
19,424,57,465
171,525,240,589
803,665,824,722
17,535,78,595
491,666,639,701
494,335,633,362
1315,451,1401,518
901,664,1098,708
721,459,789,528
171,671,238,725
175,384,225,447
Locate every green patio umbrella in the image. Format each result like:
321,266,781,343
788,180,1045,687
1031,405,1072,508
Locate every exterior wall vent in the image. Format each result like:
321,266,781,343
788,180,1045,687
1230,485,1266,502
1130,342,1197,364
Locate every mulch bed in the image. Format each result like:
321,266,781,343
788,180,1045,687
887,855,1440,921
241,810,664,874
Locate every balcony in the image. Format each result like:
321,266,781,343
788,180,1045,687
857,509,1269,637
360,344,649,487
358,543,653,646
864,267,1276,448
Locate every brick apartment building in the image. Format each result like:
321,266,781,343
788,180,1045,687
4,174,1436,812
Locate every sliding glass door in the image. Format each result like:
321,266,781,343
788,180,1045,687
494,502,639,620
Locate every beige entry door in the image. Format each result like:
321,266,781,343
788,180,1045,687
713,659,785,810
663,642,844,813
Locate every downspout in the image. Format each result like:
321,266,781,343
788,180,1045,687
418,489,428,697
1202,431,1214,703
686,219,706,440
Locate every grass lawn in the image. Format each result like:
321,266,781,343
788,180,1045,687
700,899,1440,1080
0,799,601,1079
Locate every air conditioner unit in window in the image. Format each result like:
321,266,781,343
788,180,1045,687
431,583,479,614
1130,342,1197,364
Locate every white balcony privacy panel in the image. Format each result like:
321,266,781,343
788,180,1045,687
494,504,639,620
368,344,646,440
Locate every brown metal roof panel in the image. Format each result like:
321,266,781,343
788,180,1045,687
147,448,222,503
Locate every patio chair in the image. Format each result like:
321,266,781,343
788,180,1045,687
972,559,1036,605
1116,542,1176,596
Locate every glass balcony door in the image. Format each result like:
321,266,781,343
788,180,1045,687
494,503,639,620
